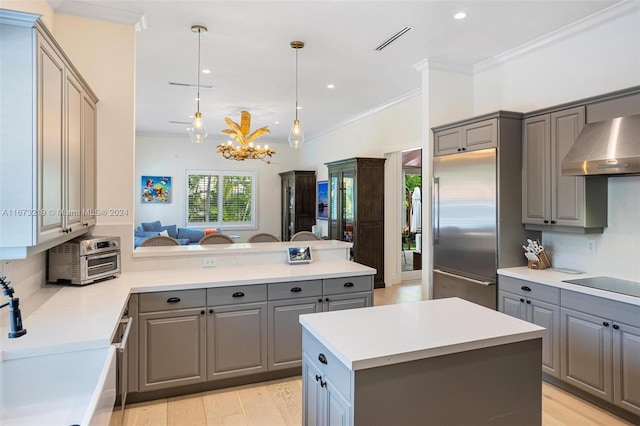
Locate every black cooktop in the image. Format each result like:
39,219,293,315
563,276,640,298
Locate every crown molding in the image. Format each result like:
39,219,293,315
0,9,40,26
307,88,421,142
47,0,144,26
474,0,640,73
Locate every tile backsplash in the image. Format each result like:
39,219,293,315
543,175,640,281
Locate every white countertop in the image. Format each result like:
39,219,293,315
0,260,375,361
498,267,640,306
299,297,545,371
133,239,352,258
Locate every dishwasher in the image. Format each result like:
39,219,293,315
112,309,133,415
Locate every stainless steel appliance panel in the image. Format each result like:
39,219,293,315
433,269,496,310
433,148,497,281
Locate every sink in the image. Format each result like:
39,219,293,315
0,346,116,426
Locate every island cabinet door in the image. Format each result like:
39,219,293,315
561,307,612,401
138,308,207,392
268,297,322,371
323,292,371,312
207,302,268,380
303,353,326,426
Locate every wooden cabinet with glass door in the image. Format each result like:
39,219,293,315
326,158,385,288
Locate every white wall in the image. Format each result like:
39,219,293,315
473,10,640,114
472,9,640,282
300,94,422,286
136,135,300,242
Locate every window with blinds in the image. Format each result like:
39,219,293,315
186,170,256,229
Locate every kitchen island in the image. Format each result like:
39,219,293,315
300,297,545,426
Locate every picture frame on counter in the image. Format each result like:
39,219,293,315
287,246,312,264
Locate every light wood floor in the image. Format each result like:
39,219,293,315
113,281,634,426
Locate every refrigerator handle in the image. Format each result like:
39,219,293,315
433,176,440,244
433,269,495,286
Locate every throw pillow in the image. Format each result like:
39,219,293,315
177,227,204,243
141,220,162,232
159,230,169,237
161,224,178,239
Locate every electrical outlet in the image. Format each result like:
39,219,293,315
202,257,217,268
2,261,11,275
586,239,597,255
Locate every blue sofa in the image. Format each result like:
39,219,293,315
134,221,215,247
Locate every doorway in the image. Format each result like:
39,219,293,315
401,148,422,281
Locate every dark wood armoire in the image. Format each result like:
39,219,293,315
326,158,385,288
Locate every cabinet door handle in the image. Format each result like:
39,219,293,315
167,297,181,303
325,297,329,302
318,353,328,365
461,147,466,151
550,221,556,224
291,287,302,293
526,300,531,304
232,292,245,298
343,282,354,288
318,298,323,303
315,374,321,382
520,298,525,303
613,324,619,330
209,309,213,314
603,321,609,327
521,286,531,292
543,220,549,224
320,379,327,388
200,310,205,315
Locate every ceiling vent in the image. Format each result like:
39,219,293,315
375,26,414,51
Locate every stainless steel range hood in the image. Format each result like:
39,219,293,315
562,114,640,176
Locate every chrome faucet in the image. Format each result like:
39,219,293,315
0,276,27,338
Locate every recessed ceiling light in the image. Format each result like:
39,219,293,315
274,121,280,124
454,12,466,20
327,84,335,89
202,69,211,74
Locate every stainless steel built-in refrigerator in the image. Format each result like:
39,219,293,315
432,114,525,310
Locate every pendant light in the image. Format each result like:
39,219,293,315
188,25,208,143
288,41,305,148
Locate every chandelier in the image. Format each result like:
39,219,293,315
217,111,275,162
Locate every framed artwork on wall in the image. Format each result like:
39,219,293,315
317,180,328,220
141,176,172,203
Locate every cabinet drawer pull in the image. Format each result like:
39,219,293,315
343,282,354,288
167,297,181,303
232,292,245,298
521,286,531,292
603,321,609,327
291,287,302,293
318,353,328,365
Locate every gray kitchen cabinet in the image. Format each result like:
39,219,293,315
499,276,561,378
137,289,207,392
522,106,607,232
324,292,371,312
207,302,268,380
81,93,97,228
207,285,268,380
268,280,322,371
302,336,352,426
138,308,207,392
561,290,640,416
0,11,99,258
434,118,497,156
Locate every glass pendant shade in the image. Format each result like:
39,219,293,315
288,119,304,148
189,112,208,143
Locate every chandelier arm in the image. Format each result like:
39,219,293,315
197,28,201,114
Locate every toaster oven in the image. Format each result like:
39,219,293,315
48,235,121,285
